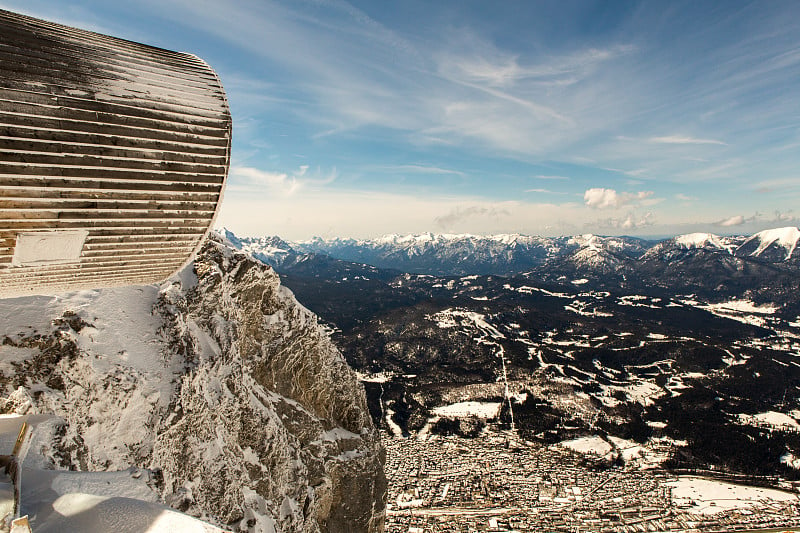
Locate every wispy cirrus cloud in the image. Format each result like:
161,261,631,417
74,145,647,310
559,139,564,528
365,164,466,177
649,135,727,146
525,188,568,194
751,177,800,193
434,205,511,230
439,42,634,89
772,210,798,223
534,175,571,181
675,193,697,202
231,165,337,196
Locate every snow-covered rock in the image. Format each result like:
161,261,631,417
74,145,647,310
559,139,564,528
222,230,298,269
675,232,722,249
0,235,386,532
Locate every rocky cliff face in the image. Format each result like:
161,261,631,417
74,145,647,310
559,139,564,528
0,235,386,532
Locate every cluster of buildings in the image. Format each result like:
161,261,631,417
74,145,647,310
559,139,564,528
383,432,800,532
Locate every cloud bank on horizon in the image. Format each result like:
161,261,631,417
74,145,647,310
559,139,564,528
4,0,800,239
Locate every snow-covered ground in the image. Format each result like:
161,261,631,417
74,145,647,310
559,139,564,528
559,436,613,457
432,402,501,419
563,300,613,318
356,371,394,383
558,435,671,468
737,411,800,431
665,476,799,515
504,284,572,299
679,297,781,328
23,467,226,533
427,309,505,339
13,417,227,533
704,299,779,315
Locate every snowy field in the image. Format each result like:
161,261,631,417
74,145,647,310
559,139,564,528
665,476,799,515
738,411,800,431
432,401,501,419
558,435,671,468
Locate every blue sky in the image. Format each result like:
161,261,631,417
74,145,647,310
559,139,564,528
4,0,800,239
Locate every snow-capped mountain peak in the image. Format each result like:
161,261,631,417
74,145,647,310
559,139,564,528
743,226,800,260
220,225,800,279
674,232,726,250
569,234,601,250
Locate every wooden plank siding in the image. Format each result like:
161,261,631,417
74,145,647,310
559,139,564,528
0,9,231,298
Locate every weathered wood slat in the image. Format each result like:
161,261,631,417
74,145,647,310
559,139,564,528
0,210,215,221
0,164,225,184
0,199,218,211
0,220,212,232
0,111,228,144
0,121,228,150
0,88,224,126
0,98,228,133
1,188,219,202
0,247,199,263
0,13,214,71
79,251,197,262
0,177,222,194
1,257,182,271
0,38,221,87
0,127,228,157
85,236,201,246
82,243,197,254
0,268,180,293
0,71,224,115
2,276,178,289
0,150,226,175
0,241,201,257
0,27,224,94
0,137,225,163
0,51,222,99
0,81,226,120
0,240,202,254
3,265,182,280
0,45,218,91
0,230,204,243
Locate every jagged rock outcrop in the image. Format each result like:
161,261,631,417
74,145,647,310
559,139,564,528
0,235,386,532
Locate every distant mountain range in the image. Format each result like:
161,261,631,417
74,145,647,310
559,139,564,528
224,227,800,276
222,227,800,305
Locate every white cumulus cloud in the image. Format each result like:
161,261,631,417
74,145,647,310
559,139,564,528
717,215,746,227
584,188,653,209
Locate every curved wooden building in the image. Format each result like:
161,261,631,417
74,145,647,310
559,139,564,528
0,9,231,298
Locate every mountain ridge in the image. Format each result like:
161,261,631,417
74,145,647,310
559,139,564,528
224,226,800,280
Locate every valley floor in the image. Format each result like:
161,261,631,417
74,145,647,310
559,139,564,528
383,431,800,533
